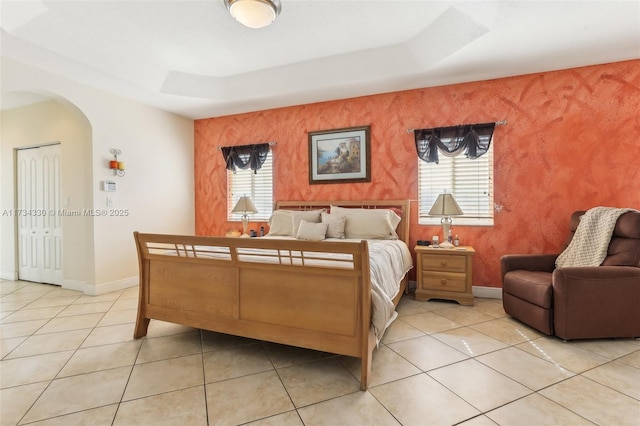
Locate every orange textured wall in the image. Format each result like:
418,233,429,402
195,60,640,288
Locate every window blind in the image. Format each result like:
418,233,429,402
227,153,273,221
418,144,493,226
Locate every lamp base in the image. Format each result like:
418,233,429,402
438,241,455,248
242,215,249,237
441,216,453,245
239,233,250,238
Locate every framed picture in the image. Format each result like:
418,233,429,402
308,125,371,184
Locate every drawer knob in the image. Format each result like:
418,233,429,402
441,279,447,285
440,261,447,266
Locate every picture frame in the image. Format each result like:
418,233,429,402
308,125,371,184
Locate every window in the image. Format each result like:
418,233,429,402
227,153,273,221
418,144,493,226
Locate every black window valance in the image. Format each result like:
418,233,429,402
414,122,496,164
221,143,270,174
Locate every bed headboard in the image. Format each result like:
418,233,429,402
274,199,411,246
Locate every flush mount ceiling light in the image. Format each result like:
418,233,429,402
225,0,282,29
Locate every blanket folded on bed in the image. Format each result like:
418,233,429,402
555,207,636,268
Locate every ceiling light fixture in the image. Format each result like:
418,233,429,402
225,0,281,29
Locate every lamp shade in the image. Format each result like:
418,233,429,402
232,196,258,214
226,0,281,29
428,193,463,216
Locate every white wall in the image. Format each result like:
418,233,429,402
90,95,195,291
1,58,195,294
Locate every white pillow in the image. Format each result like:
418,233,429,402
291,209,324,236
267,210,294,236
321,211,346,239
267,209,325,237
330,206,401,240
296,220,328,241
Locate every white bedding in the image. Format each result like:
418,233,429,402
359,238,413,342
161,237,413,342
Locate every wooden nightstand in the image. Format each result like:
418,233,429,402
414,245,475,305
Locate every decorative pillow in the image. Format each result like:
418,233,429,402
321,211,346,239
267,210,294,236
296,220,328,241
330,206,401,239
291,209,325,236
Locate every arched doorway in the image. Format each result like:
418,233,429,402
1,91,93,288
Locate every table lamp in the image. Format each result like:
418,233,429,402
428,193,463,248
232,196,258,237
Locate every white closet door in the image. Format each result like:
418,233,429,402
17,144,63,285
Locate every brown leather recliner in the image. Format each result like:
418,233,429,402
501,210,640,340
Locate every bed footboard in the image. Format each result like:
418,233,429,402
134,232,374,389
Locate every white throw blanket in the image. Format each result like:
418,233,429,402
556,207,636,268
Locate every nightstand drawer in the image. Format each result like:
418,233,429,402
422,272,467,293
422,254,467,273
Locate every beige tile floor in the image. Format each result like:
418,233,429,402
1,280,639,426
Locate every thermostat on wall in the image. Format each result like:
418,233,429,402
103,180,117,192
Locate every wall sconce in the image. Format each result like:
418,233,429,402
109,148,125,176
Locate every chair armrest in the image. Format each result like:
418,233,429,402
552,266,640,339
553,266,640,294
500,254,558,282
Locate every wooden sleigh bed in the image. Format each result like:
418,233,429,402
133,199,412,390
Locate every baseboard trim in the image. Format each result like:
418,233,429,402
62,279,90,294
473,286,502,299
408,281,501,300
0,270,18,281
63,276,138,295
93,276,138,296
